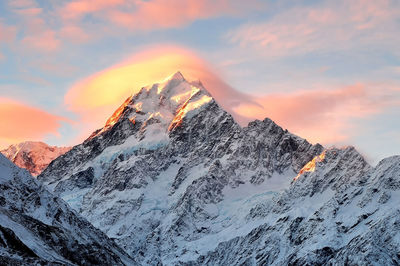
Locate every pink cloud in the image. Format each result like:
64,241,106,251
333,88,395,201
107,0,261,30
0,23,17,44
6,0,264,52
234,83,400,143
1,0,264,54
59,0,263,31
0,98,66,149
20,30,60,52
7,0,42,18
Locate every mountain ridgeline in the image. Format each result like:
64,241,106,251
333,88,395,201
32,72,400,265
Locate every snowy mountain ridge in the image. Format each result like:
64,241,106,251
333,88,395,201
38,72,400,265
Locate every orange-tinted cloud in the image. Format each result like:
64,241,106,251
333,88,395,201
0,98,65,149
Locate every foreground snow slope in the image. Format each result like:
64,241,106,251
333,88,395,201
1,141,70,176
39,72,323,264
0,154,135,265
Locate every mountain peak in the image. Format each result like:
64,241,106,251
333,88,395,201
90,72,215,139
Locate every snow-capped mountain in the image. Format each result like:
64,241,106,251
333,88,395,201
1,141,70,176
0,153,135,265
38,72,400,265
39,72,324,264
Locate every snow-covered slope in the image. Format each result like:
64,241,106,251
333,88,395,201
0,153,135,265
1,141,70,176
39,72,323,264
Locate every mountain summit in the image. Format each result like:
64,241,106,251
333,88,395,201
89,71,213,139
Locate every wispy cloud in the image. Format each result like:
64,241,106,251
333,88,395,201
226,0,400,57
20,30,60,52
2,0,265,55
6,0,61,53
59,0,264,31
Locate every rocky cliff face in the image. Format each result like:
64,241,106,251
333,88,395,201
1,141,70,176
0,153,136,265
39,72,325,264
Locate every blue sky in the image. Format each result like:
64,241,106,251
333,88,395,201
0,0,400,164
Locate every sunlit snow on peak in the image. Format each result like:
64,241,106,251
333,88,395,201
90,72,214,139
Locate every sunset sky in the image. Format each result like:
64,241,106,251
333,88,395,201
0,0,400,164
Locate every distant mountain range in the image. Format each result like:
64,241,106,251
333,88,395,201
2,72,400,265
